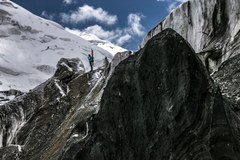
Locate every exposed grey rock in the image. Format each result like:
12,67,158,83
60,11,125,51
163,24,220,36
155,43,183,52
0,89,23,97
0,89,23,105
0,27,240,159
54,58,85,80
0,9,11,17
35,65,56,74
0,57,110,160
8,27,21,35
59,37,71,42
212,54,240,107
44,34,57,40
211,51,240,160
0,1,18,9
141,0,240,72
0,0,239,159
108,51,130,77
39,35,53,43
0,145,21,160
0,65,22,76
0,30,9,38
61,29,240,159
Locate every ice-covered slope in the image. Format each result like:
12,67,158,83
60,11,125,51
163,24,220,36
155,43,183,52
65,29,128,56
0,0,113,92
141,0,240,72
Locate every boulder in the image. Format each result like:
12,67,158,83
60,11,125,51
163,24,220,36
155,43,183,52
54,58,85,81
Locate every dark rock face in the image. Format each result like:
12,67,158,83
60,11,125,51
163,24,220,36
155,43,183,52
0,89,23,105
63,29,240,159
54,58,84,80
212,54,240,157
93,29,214,159
213,54,240,107
0,58,110,160
1,29,240,159
0,89,23,97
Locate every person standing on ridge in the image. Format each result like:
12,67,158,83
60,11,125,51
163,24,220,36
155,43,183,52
88,49,94,71
91,49,94,65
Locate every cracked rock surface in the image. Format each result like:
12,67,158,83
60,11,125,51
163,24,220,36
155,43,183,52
66,29,240,160
1,29,240,159
141,0,240,72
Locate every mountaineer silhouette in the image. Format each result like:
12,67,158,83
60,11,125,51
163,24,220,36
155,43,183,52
88,49,94,71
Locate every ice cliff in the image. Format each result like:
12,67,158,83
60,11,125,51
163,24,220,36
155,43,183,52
141,0,240,72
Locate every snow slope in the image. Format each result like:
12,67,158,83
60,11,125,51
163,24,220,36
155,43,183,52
0,0,113,92
65,29,128,56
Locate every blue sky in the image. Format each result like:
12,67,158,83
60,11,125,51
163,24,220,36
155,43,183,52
11,0,186,51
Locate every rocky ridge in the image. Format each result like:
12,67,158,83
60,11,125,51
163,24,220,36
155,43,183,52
0,28,240,159
141,0,240,73
70,29,240,160
0,49,129,159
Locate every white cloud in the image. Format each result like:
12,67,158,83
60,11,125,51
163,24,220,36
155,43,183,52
127,13,145,36
63,0,76,5
65,13,145,46
41,11,56,20
176,0,188,2
79,25,131,46
60,4,117,25
116,34,132,46
82,25,116,40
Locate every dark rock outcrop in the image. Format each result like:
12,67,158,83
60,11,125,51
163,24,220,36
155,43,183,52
62,29,240,159
54,58,84,81
0,89,23,97
212,54,240,155
213,54,240,107
1,29,240,160
0,89,23,105
0,57,110,160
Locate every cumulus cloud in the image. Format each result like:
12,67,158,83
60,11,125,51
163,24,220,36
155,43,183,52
65,13,145,46
63,0,76,5
67,25,131,46
41,11,56,20
127,13,145,36
157,0,188,12
60,4,118,25
82,25,116,40
116,34,132,46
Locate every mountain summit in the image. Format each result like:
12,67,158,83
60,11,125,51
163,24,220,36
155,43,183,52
0,0,115,92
